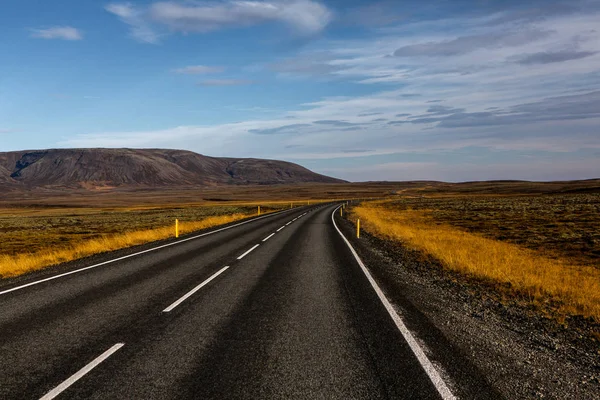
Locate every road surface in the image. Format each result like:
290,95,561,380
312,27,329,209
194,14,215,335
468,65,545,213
0,203,497,399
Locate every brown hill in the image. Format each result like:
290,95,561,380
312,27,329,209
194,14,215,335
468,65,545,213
0,148,345,188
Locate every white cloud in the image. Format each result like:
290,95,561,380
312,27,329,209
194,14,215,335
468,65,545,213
107,1,332,43
59,98,600,162
105,3,161,43
150,0,331,34
62,2,600,181
105,2,136,18
272,9,600,90
30,26,83,41
172,65,225,74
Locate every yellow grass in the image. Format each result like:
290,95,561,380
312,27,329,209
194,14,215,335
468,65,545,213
352,202,600,321
0,213,251,278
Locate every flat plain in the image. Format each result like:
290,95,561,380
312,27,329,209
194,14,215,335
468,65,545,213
348,190,600,330
378,193,600,268
1,180,599,399
2,180,599,289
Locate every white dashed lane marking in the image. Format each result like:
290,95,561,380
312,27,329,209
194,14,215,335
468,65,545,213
237,244,260,260
163,266,230,313
40,343,125,400
262,233,275,242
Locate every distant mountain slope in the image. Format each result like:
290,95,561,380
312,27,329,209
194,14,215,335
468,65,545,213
0,148,345,188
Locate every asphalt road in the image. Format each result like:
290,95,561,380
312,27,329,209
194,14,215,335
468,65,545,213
0,203,492,399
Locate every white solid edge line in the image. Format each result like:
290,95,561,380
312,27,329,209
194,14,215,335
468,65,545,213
163,266,229,313
40,343,125,400
331,206,456,400
277,226,285,232
262,233,276,242
0,207,297,297
237,244,260,260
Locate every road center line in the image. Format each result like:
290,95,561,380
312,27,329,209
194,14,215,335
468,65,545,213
39,343,125,400
331,206,456,400
285,221,292,226
0,207,298,297
237,244,260,260
163,266,229,313
277,226,285,232
262,233,275,242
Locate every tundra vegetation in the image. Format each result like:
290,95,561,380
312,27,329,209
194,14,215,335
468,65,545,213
0,182,395,278
0,202,298,278
349,193,600,323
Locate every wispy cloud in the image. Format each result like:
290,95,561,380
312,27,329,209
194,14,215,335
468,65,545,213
514,50,598,65
30,26,83,40
61,1,600,180
425,105,465,115
392,29,552,57
105,3,161,43
400,91,600,128
150,0,331,34
321,159,600,182
197,79,254,86
172,65,225,74
320,162,438,181
107,0,332,43
249,124,310,135
313,120,362,127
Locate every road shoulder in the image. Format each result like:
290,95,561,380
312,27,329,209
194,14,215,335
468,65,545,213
335,213,600,399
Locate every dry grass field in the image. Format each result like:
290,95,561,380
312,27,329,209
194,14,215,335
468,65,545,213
1,180,598,290
0,182,397,208
0,203,286,258
350,193,600,322
0,202,296,278
378,194,600,267
0,181,398,279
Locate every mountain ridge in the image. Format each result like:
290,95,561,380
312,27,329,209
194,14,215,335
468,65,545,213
0,148,345,188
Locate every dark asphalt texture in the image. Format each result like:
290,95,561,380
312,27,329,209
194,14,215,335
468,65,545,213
0,204,484,399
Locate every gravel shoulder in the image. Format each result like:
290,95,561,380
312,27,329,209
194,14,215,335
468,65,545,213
336,213,600,399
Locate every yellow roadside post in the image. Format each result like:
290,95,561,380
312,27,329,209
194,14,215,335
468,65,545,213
357,219,360,238
258,206,261,215
340,207,343,217
175,219,179,238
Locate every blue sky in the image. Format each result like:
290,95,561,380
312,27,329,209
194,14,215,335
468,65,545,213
1,0,600,182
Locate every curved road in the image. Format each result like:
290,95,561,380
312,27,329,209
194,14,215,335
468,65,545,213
0,203,493,399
